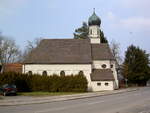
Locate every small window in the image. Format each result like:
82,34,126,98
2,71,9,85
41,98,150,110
60,71,65,76
79,71,84,76
90,29,92,34
97,83,101,86
42,71,47,76
28,71,32,75
97,29,100,35
101,64,107,69
92,69,95,73
105,83,109,86
111,65,113,68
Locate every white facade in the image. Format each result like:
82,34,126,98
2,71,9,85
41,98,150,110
89,25,100,39
23,59,119,91
91,81,115,91
92,60,119,89
89,25,101,44
90,38,100,44
23,64,93,91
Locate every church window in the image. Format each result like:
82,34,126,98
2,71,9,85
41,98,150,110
97,29,100,35
111,65,113,68
101,64,107,69
42,71,47,76
97,83,101,86
90,29,92,34
92,69,95,73
28,71,32,75
105,83,109,86
79,71,84,76
60,71,65,76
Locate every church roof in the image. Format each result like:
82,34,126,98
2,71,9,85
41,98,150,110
24,39,92,64
90,69,115,81
91,44,115,60
24,39,115,64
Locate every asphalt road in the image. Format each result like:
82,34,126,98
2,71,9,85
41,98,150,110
0,87,150,113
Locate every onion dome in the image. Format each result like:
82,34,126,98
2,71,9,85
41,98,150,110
88,9,101,26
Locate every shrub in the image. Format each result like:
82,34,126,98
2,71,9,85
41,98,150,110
0,72,88,92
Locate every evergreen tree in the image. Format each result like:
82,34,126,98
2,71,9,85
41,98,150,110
73,22,108,43
100,30,108,43
122,45,150,85
74,22,89,39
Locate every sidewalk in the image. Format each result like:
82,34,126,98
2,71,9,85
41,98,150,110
0,88,139,106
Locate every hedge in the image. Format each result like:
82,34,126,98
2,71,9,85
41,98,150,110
0,72,88,92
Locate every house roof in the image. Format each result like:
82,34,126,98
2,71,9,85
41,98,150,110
90,69,115,81
24,39,92,64
3,63,22,73
91,44,115,60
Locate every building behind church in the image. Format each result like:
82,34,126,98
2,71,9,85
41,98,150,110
23,11,119,91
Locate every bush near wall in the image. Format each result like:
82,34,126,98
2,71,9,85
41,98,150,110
0,73,88,92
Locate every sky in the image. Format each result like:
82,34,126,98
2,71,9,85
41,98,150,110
0,0,150,58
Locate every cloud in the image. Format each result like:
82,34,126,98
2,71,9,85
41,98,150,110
107,11,150,32
119,0,150,8
107,12,116,21
120,17,150,31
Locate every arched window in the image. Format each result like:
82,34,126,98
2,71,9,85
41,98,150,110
60,71,65,76
101,64,107,69
79,71,84,76
97,83,101,86
28,71,32,75
90,29,92,34
97,29,100,35
42,71,47,76
105,83,109,86
110,64,113,68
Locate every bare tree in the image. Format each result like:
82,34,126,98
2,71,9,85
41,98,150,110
110,40,122,64
26,38,42,52
20,37,42,62
0,35,20,71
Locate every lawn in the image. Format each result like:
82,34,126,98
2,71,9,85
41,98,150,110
18,92,83,96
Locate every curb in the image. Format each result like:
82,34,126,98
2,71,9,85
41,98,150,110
0,88,139,106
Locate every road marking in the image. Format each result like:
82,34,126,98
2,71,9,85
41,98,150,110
86,100,105,105
35,100,105,113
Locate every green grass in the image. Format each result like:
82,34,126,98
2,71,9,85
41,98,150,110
18,92,83,96
0,96,3,99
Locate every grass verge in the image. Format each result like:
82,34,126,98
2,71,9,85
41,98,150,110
18,92,83,96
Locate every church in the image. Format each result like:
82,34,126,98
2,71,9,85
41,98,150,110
23,11,119,91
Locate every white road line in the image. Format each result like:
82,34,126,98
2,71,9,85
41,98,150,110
35,100,105,113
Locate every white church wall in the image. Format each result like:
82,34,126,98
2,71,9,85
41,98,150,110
92,60,119,89
23,64,93,91
92,60,111,69
110,61,119,89
90,38,100,44
91,81,114,91
89,25,100,38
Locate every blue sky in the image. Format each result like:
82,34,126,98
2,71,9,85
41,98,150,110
0,0,150,58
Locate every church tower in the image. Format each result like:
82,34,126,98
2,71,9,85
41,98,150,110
88,9,101,44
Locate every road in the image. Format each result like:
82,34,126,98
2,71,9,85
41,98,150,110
0,87,150,113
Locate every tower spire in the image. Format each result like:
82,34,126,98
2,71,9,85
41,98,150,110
93,8,95,13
